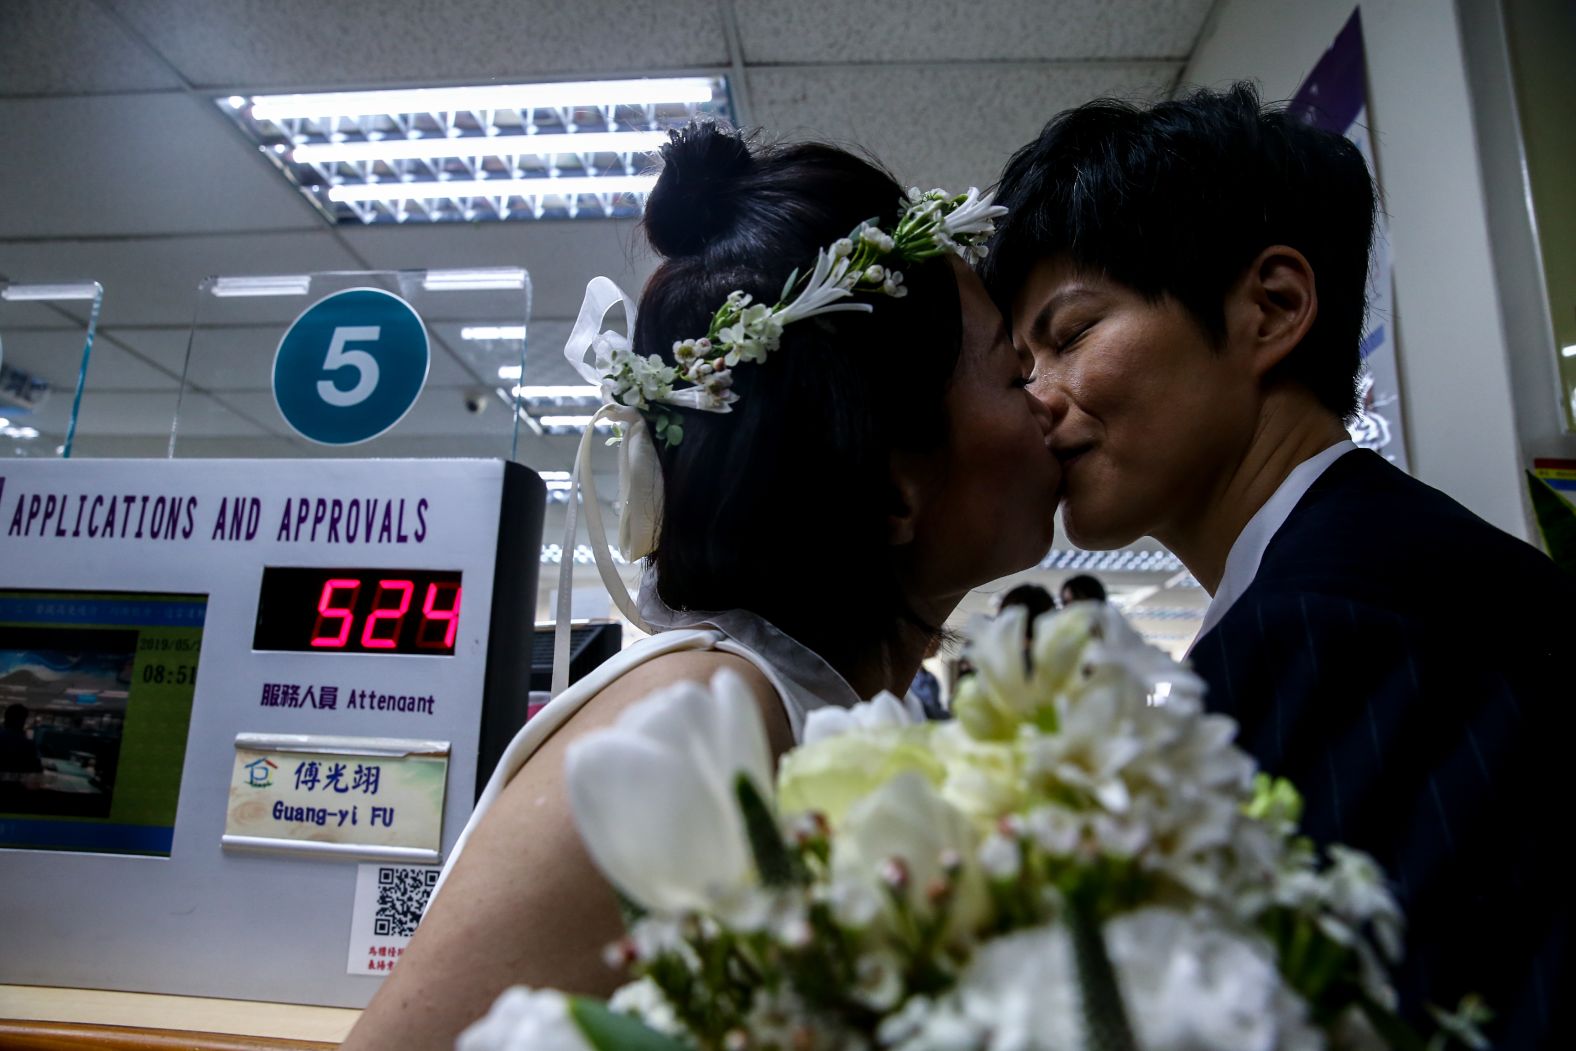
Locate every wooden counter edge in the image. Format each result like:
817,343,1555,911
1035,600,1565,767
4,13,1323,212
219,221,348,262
0,1018,342,1049
0,987,359,1047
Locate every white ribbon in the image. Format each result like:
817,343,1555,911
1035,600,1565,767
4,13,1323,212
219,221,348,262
549,276,734,695
552,279,658,696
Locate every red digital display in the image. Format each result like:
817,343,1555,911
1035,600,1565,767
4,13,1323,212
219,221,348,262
253,567,463,655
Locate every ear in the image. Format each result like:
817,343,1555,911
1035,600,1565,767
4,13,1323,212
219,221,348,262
886,451,929,547
1229,245,1318,379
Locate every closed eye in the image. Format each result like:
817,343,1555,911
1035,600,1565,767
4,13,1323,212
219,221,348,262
1056,321,1095,353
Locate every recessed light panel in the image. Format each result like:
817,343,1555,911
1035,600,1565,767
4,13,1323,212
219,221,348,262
220,77,733,225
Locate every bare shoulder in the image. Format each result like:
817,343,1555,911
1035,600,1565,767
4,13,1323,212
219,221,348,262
555,648,791,757
339,644,795,1049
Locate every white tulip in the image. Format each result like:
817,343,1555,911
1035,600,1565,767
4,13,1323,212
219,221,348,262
952,925,1083,1050
831,771,986,936
607,978,686,1038
801,689,923,745
1104,907,1323,1051
565,668,772,916
457,987,593,1051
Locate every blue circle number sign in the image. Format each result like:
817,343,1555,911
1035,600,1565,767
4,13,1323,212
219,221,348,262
272,287,430,445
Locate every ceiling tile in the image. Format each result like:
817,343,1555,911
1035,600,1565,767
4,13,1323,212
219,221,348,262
734,0,1213,63
0,327,176,392
747,62,1178,191
0,299,82,329
71,387,197,436
339,219,657,324
69,433,300,458
104,0,729,90
0,0,185,96
213,388,522,448
0,93,322,238
1,328,82,390
0,232,362,327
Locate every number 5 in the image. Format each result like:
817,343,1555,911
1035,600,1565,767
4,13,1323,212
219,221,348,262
317,326,381,407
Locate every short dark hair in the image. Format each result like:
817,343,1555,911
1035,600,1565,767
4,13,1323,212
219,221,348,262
1060,574,1107,603
4,703,27,730
999,583,1056,623
982,82,1376,419
638,125,963,673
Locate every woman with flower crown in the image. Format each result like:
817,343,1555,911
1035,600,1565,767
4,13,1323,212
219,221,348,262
342,125,1062,1049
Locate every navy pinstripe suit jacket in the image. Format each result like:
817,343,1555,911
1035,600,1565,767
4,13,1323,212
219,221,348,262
1190,450,1574,1050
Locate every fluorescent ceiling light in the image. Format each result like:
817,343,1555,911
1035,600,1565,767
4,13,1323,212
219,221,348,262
210,275,312,297
1562,343,1576,359
422,268,527,292
1,282,101,301
497,365,523,381
464,326,527,341
540,471,573,482
293,130,667,166
513,385,600,399
250,79,716,122
222,76,727,225
330,175,656,204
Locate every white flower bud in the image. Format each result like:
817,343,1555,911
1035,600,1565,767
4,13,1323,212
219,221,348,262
978,834,1021,879
864,264,885,283
831,238,853,258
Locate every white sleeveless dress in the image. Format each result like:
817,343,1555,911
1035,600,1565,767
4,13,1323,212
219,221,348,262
428,595,862,908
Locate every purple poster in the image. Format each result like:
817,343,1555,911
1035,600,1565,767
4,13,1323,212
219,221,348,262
1289,9,1409,469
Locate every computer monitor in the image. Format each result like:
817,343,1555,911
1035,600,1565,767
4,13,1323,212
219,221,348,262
529,621,622,694
0,589,208,856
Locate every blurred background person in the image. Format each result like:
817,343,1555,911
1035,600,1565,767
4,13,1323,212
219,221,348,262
1059,574,1107,606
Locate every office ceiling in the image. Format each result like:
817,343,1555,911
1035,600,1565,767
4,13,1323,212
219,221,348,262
0,0,1216,642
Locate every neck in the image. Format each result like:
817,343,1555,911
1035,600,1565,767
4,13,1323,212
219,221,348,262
840,595,960,700
1155,392,1349,595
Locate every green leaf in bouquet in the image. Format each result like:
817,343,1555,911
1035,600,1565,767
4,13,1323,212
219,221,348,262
614,884,647,929
1245,774,1304,833
1526,470,1576,575
736,772,799,887
1427,995,1493,1051
1353,991,1433,1051
568,996,694,1051
1066,896,1140,1051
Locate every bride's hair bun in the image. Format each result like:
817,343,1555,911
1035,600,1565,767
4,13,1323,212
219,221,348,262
643,123,755,258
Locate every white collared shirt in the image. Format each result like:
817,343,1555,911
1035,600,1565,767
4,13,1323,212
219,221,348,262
1189,440,1357,651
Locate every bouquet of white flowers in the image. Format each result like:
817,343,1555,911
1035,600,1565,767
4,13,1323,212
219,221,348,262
459,605,1488,1051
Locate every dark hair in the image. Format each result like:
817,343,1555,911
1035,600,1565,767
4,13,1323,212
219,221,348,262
999,583,1056,623
981,82,1376,419
638,124,964,673
4,703,27,730
1059,574,1107,603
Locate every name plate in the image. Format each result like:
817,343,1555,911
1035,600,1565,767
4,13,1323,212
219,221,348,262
223,733,450,863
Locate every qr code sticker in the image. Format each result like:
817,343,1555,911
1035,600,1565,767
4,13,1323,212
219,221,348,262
374,865,439,938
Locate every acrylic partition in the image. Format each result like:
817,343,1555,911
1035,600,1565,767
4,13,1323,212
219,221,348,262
0,280,104,458
169,268,532,460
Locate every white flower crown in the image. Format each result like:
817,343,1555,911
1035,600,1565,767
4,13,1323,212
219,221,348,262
549,186,1008,695
600,186,1008,447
